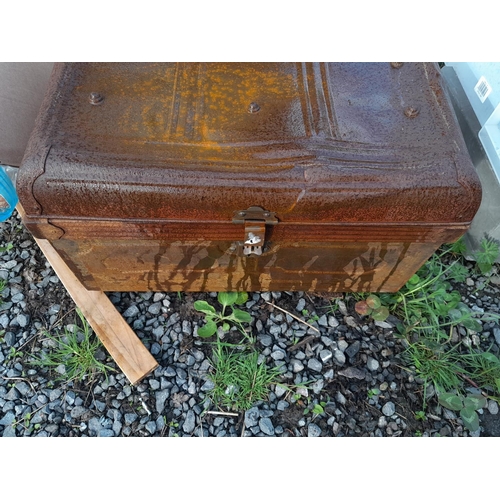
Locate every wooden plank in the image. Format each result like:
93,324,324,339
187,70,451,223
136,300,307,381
33,237,159,385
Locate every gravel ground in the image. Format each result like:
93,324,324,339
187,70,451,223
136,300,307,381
1,210,500,438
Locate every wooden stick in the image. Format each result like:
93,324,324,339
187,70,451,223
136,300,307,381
287,335,316,352
265,301,320,333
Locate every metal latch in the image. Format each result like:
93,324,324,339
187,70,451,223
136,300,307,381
232,206,278,256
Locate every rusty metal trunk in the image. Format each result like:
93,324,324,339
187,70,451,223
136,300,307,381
17,63,482,292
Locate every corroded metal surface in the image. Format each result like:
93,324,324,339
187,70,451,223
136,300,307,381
52,238,440,293
17,63,482,292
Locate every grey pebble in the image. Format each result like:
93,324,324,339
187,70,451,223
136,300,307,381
70,406,89,419
4,331,16,347
488,400,499,415
183,410,196,433
259,417,275,436
296,298,306,312
155,389,170,414
337,340,348,351
245,407,260,427
291,359,305,373
321,336,335,347
275,385,287,397
11,293,25,303
258,334,273,347
5,387,19,401
328,316,340,328
65,391,76,405
374,320,393,329
319,350,332,363
2,425,16,437
442,408,458,420
336,392,347,405
49,389,62,401
94,400,106,412
145,421,157,434
123,305,140,318
201,380,215,391
382,402,396,417
152,326,164,340
16,314,29,328
149,379,160,390
333,349,346,366
15,382,31,397
345,341,361,359
277,401,289,411
155,416,165,431
124,413,138,426
494,328,500,346
271,349,286,361
318,315,328,327
0,314,9,328
98,429,115,437
88,418,102,434
47,304,61,315
307,423,322,437
113,421,123,436
148,303,162,315
311,379,325,394
0,411,16,426
269,325,281,336
307,358,323,372
213,417,224,427
366,358,380,371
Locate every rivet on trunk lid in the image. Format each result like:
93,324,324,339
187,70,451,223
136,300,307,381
89,92,104,105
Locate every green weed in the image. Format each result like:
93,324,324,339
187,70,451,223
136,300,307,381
194,292,252,340
0,278,5,305
0,242,13,253
458,350,500,396
206,340,282,411
354,294,390,321
415,410,426,421
301,309,320,324
30,309,115,383
303,401,327,417
374,234,500,431
7,346,23,361
438,392,487,433
473,238,499,274
447,235,499,275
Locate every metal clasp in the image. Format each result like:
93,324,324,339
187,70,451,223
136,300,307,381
232,206,278,256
